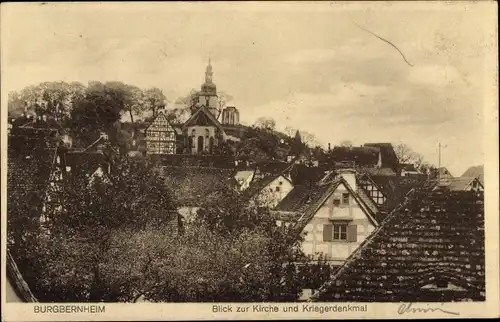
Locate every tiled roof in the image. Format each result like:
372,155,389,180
435,177,482,191
461,165,484,185
8,135,57,210
156,166,237,207
438,167,453,178
289,164,326,185
313,190,485,302
61,150,109,176
368,175,430,213
182,106,225,133
327,146,380,167
241,161,294,199
363,143,399,172
359,167,396,176
399,163,418,172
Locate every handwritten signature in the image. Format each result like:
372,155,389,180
398,303,460,316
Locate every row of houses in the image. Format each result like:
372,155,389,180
7,108,485,303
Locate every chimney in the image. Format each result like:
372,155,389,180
328,143,331,152
377,150,382,168
336,168,357,190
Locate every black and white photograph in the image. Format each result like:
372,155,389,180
1,1,498,320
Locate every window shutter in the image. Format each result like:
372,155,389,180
347,225,357,242
323,224,333,242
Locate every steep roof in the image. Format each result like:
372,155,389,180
438,167,453,178
368,174,430,213
291,176,378,233
274,172,379,234
363,143,399,172
461,165,484,185
156,166,236,207
241,161,294,199
435,177,483,191
328,146,380,168
182,106,225,133
313,190,485,302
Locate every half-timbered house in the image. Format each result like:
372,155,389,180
144,111,177,155
313,190,485,302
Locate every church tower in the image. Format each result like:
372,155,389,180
198,58,220,118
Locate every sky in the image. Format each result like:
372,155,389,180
1,2,497,175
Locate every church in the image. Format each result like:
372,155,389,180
145,59,242,155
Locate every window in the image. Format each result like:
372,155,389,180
342,193,349,204
275,186,281,192
333,224,348,241
323,223,357,242
333,198,340,206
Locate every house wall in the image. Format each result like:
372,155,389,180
178,206,200,222
187,126,218,154
301,182,375,265
254,175,294,208
235,170,255,191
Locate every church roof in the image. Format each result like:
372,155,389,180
313,190,485,302
182,106,225,133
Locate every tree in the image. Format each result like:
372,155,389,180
301,131,320,148
284,126,297,138
105,82,145,123
339,140,353,147
175,89,200,112
15,156,178,302
143,87,167,118
254,117,276,132
69,82,130,147
394,143,423,165
217,92,233,110
145,187,307,302
10,81,86,122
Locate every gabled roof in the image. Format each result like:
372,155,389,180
313,190,485,302
435,177,483,191
241,161,294,199
363,143,399,172
367,174,430,213
289,164,326,186
280,175,379,235
461,165,484,185
438,167,453,178
328,146,380,168
157,166,237,207
182,106,225,133
145,111,175,133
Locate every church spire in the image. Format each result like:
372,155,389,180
205,56,213,84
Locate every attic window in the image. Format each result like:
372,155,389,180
333,198,340,206
342,193,349,204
